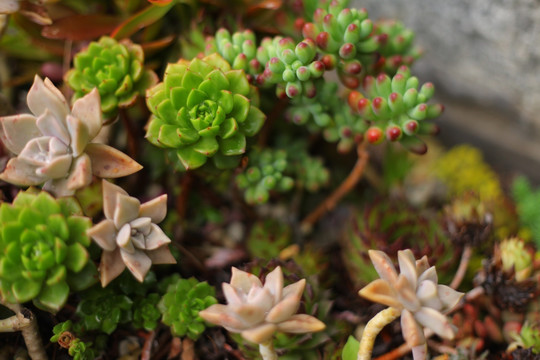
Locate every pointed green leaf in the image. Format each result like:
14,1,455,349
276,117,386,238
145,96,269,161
65,243,89,273
176,147,208,170
219,117,238,139
242,106,266,136
158,124,183,148
2,223,24,246
157,99,178,123
225,70,249,96
189,58,214,78
13,279,42,303
203,69,229,93
67,262,98,291
186,89,208,109
230,94,250,123
13,191,36,208
219,133,246,156
170,87,190,110
46,265,67,286
192,136,219,156
182,70,203,90
32,192,61,215
342,336,360,360
203,53,231,72
67,216,92,246
57,197,83,217
0,203,20,224
48,214,69,240
218,90,234,114
146,84,166,114
36,281,69,312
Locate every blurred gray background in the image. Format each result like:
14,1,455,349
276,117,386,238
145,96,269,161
354,0,540,181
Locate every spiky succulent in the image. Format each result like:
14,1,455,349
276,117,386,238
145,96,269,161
50,320,98,360
0,76,142,196
0,189,96,312
257,36,325,98
87,180,176,286
342,199,459,287
359,249,464,354
236,149,294,204
348,66,443,153
158,275,217,340
146,53,266,170
199,266,325,345
65,36,157,119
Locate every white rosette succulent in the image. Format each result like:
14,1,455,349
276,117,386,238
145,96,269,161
358,249,464,359
199,266,325,359
0,76,141,196
87,180,176,286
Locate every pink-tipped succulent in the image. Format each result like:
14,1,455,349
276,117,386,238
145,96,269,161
358,249,464,358
87,180,176,286
0,76,142,196
199,266,325,349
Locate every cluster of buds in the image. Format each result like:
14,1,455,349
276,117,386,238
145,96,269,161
371,20,421,74
302,4,376,88
257,36,325,98
236,149,294,204
348,66,443,153
206,29,263,81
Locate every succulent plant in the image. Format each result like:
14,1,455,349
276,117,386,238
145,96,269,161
75,285,133,334
65,36,158,119
132,293,161,331
50,320,98,360
512,176,540,247
348,66,443,153
206,28,263,80
0,76,142,197
0,189,96,312
87,180,176,286
199,266,325,347
510,322,540,354
499,238,533,282
342,199,459,287
236,149,294,204
247,219,292,259
358,249,463,359
146,53,266,170
257,36,325,98
158,275,217,340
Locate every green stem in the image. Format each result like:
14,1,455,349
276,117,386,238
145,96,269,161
357,307,401,360
259,340,278,360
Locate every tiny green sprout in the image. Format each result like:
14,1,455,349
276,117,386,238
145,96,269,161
146,53,266,170
65,36,158,119
236,149,294,205
158,275,217,340
0,189,96,313
51,320,97,360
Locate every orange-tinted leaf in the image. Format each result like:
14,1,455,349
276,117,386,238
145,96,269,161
111,2,175,40
148,0,174,5
42,15,120,41
140,35,175,55
247,0,282,12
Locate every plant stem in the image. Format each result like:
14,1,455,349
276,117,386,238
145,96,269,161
259,340,278,360
357,307,401,360
301,141,369,233
2,304,47,360
450,245,472,289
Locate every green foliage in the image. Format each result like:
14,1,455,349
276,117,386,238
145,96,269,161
132,293,162,331
66,36,157,119
50,321,98,360
236,149,294,204
146,53,266,170
342,199,458,286
0,189,96,312
247,219,291,259
512,176,540,247
511,322,540,354
75,286,134,334
158,275,217,340
341,336,360,360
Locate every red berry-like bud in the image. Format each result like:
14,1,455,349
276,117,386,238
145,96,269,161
294,18,305,32
341,127,353,138
366,127,384,144
357,98,370,113
313,8,325,23
302,22,318,40
341,75,360,89
372,97,383,109
323,14,333,26
321,54,336,70
316,32,329,49
344,60,362,74
404,120,418,135
386,126,402,141
348,91,363,110
389,92,399,102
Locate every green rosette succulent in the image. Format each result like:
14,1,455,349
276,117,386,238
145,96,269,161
50,320,98,360
146,53,266,170
66,36,158,119
158,275,217,340
0,189,96,312
342,199,459,287
236,149,294,204
132,293,161,331
348,66,443,153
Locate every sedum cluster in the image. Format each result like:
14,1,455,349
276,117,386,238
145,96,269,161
0,189,96,312
146,54,266,170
